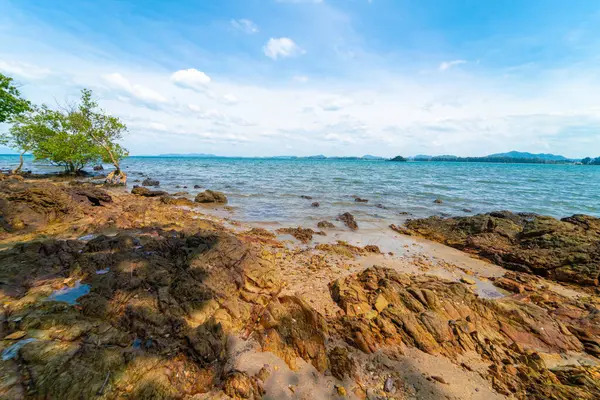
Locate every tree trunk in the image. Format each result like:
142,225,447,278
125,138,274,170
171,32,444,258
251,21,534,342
105,168,127,185
11,150,25,174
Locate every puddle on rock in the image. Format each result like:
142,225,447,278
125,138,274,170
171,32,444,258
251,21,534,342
1,338,37,361
47,280,90,305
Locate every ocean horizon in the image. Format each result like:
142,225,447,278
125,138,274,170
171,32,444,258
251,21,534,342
2,154,599,225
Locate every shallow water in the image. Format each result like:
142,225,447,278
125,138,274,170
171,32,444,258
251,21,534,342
47,280,90,305
2,155,599,226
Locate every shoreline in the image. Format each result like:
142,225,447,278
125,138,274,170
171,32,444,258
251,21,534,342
0,173,599,399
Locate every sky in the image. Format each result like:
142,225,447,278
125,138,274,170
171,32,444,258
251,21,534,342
1,0,600,158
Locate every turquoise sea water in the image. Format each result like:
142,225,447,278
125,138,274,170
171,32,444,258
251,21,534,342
2,155,599,225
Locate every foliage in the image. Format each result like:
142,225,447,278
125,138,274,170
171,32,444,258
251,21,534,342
1,80,129,175
15,105,102,173
0,73,31,123
69,89,129,171
389,155,407,162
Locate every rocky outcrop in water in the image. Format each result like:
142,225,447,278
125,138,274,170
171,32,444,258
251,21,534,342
406,211,600,286
194,190,228,204
338,212,358,230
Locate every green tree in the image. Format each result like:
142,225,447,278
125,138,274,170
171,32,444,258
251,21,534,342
0,73,31,123
69,89,129,184
29,106,102,174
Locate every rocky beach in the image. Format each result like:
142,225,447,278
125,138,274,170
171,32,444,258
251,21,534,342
0,172,599,399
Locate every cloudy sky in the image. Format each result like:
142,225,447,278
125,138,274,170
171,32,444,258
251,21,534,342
1,0,599,157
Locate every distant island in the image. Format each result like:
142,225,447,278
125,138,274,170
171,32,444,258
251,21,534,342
150,151,600,165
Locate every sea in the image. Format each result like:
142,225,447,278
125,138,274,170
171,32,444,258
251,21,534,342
2,155,599,226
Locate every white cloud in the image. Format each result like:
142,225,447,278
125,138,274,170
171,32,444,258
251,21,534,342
439,60,467,71
103,73,166,103
0,59,51,79
320,96,354,111
222,94,239,104
263,38,305,60
293,75,309,83
171,68,211,91
231,19,258,34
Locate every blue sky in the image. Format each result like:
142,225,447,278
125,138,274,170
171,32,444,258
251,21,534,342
1,0,599,157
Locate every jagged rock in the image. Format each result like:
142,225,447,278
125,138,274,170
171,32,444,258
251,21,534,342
258,296,328,372
223,371,264,399
329,266,600,399
406,212,600,286
195,190,227,204
328,347,356,380
338,212,358,230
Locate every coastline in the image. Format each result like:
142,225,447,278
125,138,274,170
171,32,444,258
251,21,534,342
0,173,599,399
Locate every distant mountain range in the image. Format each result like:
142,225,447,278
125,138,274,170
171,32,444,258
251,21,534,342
153,151,580,163
486,151,570,161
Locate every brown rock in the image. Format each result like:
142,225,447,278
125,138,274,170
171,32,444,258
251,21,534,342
338,212,358,230
194,190,228,204
328,347,356,380
317,221,335,229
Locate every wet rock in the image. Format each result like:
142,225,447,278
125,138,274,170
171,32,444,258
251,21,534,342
193,184,201,189
195,190,228,204
433,198,443,204
406,212,600,286
300,195,313,200
131,186,168,197
354,197,368,203
160,196,194,207
389,224,413,236
338,212,358,230
375,204,387,209
93,165,104,171
317,221,335,229
142,178,160,187
363,245,381,253
311,202,320,208
276,227,319,243
462,208,473,213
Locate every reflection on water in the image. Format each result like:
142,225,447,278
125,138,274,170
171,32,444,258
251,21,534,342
47,280,91,305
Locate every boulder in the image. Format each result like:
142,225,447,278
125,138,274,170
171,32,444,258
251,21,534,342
92,165,104,171
194,190,227,204
311,202,320,207
131,186,167,197
142,178,160,187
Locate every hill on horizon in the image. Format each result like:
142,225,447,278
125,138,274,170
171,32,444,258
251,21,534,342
486,151,569,161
